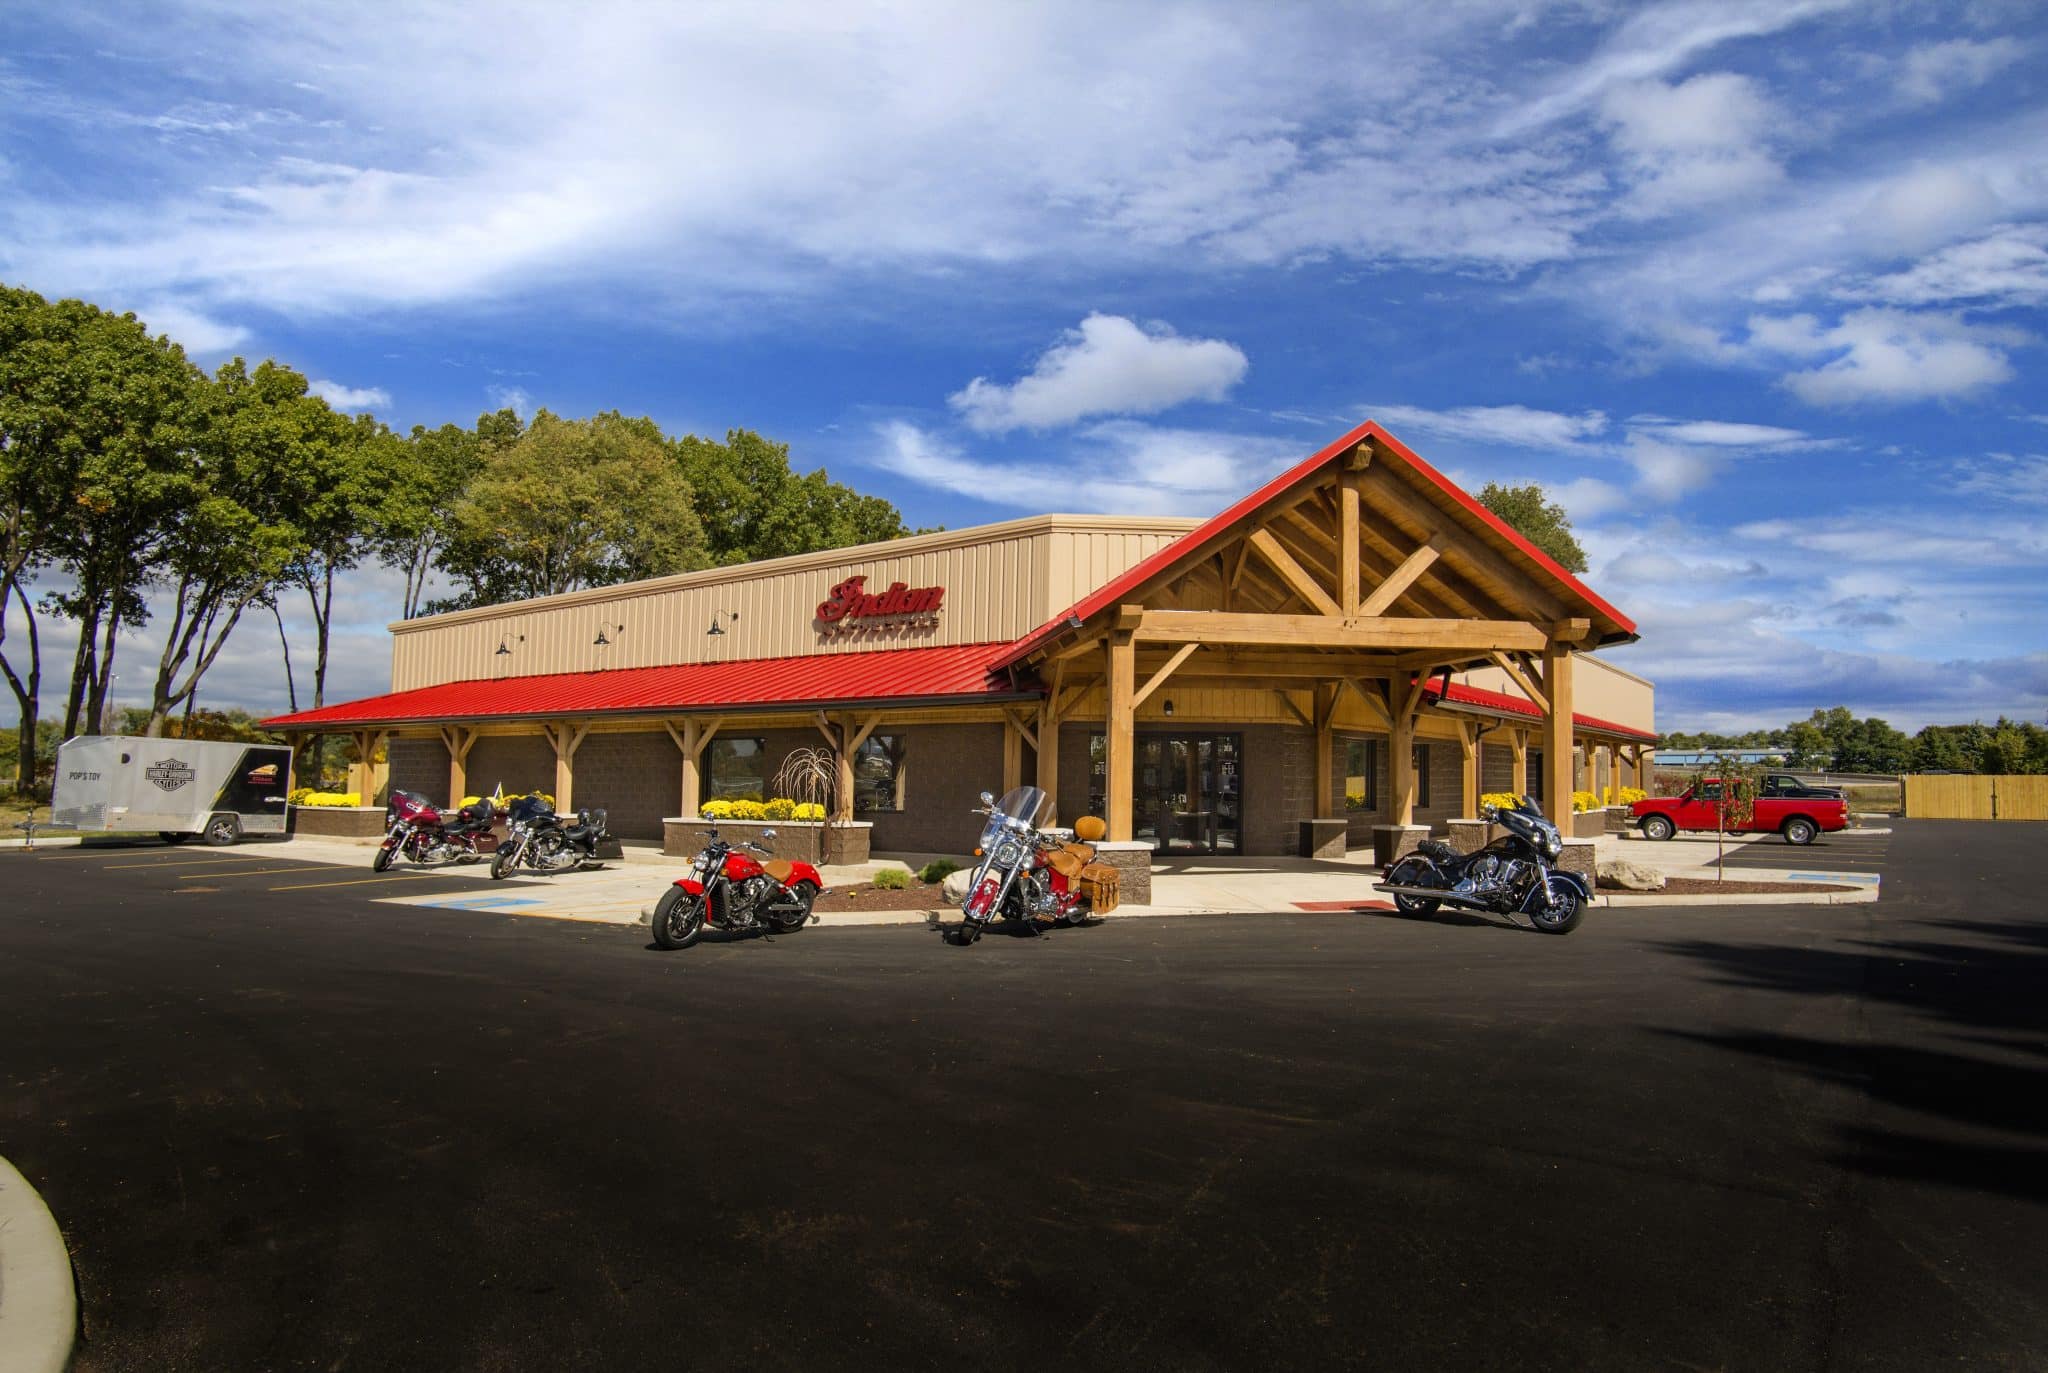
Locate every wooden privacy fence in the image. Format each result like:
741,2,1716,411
1904,774,2048,820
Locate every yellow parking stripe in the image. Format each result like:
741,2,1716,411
102,853,278,869
267,873,435,892
177,864,362,880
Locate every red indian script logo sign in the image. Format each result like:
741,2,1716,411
815,576,944,635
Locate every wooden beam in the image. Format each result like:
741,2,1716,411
1314,683,1337,819
1339,480,1360,615
1049,634,1105,664
1359,465,1569,623
1511,727,1529,798
1133,642,1200,709
1458,720,1481,820
1133,611,1547,653
1273,690,1313,729
1542,641,1575,823
1341,677,1393,729
1106,632,1135,841
1002,714,1023,795
1356,535,1444,618
1486,650,1550,716
1247,528,1342,617
1037,693,1063,824
1552,618,1593,645
1002,707,1039,752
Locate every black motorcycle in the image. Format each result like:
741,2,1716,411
1373,795,1590,935
490,795,615,879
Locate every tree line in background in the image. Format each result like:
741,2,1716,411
0,286,920,793
1661,706,2048,775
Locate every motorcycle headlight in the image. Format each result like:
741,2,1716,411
1544,832,1562,858
993,838,1025,868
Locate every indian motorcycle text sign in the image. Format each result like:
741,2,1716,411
815,575,945,638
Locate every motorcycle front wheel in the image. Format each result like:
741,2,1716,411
1384,855,1441,916
372,844,394,873
490,845,518,880
1530,881,1584,935
651,887,706,950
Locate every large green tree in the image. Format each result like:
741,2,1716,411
284,410,406,711
0,287,206,772
371,414,509,621
1476,482,1588,574
139,359,346,736
675,428,912,565
438,411,710,605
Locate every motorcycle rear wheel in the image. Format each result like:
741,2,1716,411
768,881,817,933
651,887,705,950
1385,856,1441,916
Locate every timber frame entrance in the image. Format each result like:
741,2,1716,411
999,421,1639,841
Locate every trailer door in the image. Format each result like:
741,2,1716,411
212,747,293,834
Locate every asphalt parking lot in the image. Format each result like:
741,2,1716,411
1692,825,1894,875
3,820,2043,1371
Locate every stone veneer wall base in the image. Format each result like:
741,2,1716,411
1088,840,1153,905
288,805,388,841
663,817,872,867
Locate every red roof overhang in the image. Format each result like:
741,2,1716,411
261,641,1035,730
997,419,1636,669
1427,679,1657,742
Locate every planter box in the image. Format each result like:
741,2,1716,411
1558,838,1596,880
1447,818,1493,854
1372,823,1430,869
1298,818,1347,860
1089,840,1154,905
663,817,871,866
1571,809,1609,839
1604,806,1634,834
288,805,389,841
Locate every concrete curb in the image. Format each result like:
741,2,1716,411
0,1156,77,1373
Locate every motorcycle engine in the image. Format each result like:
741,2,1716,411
1022,870,1058,916
1454,853,1503,895
727,874,775,923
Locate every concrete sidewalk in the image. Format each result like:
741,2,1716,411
0,1156,76,1373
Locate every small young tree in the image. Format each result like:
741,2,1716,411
771,746,839,866
1694,755,1763,881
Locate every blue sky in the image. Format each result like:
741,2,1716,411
3,0,2045,732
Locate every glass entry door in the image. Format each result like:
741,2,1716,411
1136,733,1242,855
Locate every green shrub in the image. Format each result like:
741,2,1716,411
918,859,960,884
872,867,910,890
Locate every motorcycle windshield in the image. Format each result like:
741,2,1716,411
993,786,1052,827
1516,795,1545,818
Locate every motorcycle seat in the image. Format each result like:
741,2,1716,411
1417,839,1457,863
1046,843,1094,878
761,860,796,884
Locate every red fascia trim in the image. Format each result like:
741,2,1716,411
1428,679,1657,742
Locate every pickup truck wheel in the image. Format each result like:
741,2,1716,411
1781,817,1817,846
1641,815,1675,842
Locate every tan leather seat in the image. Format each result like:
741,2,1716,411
762,860,796,884
1046,846,1089,878
1074,815,1106,842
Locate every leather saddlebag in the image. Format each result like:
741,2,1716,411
1077,861,1121,914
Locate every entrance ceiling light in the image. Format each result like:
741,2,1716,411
1163,699,1175,717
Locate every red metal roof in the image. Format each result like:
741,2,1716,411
997,419,1636,669
1428,679,1658,742
261,641,1031,730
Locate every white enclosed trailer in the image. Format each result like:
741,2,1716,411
51,736,293,845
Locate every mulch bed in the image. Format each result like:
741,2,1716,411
1601,876,1861,895
815,880,950,912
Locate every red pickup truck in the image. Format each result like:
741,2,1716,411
1632,779,1849,846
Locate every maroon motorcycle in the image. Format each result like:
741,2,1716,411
650,826,824,948
373,791,499,871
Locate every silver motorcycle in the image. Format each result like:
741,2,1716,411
950,786,1104,945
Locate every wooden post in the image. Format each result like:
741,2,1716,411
1339,479,1360,614
662,717,722,817
547,721,591,813
1106,629,1136,841
1313,683,1337,819
1459,722,1480,819
1511,728,1529,798
1002,715,1024,795
1036,696,1062,824
1390,698,1417,825
440,726,477,809
1542,644,1575,823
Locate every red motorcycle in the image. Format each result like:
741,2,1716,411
373,791,498,871
650,826,824,948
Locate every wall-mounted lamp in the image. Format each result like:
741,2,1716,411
705,610,740,636
494,634,525,657
594,623,624,646
1162,699,1175,717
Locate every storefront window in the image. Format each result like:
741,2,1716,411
707,737,767,801
1344,738,1378,811
854,735,905,812
1413,742,1431,808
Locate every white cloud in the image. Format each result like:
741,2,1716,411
949,314,1248,434
1600,72,1783,216
1624,416,1815,447
1955,452,2048,506
1845,224,2048,308
1897,37,2026,108
1858,164,2007,255
487,385,533,418
1369,403,1609,451
309,378,392,411
127,299,252,355
1744,308,2026,406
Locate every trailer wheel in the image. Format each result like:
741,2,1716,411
159,831,192,845
203,813,241,847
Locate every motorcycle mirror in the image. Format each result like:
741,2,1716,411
980,790,995,806
760,827,777,841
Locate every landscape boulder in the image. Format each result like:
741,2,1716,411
1597,858,1667,892
940,869,975,903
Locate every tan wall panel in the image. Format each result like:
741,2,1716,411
1453,651,1653,735
390,516,1198,692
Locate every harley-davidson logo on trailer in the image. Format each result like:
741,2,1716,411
147,758,197,792
815,575,944,635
